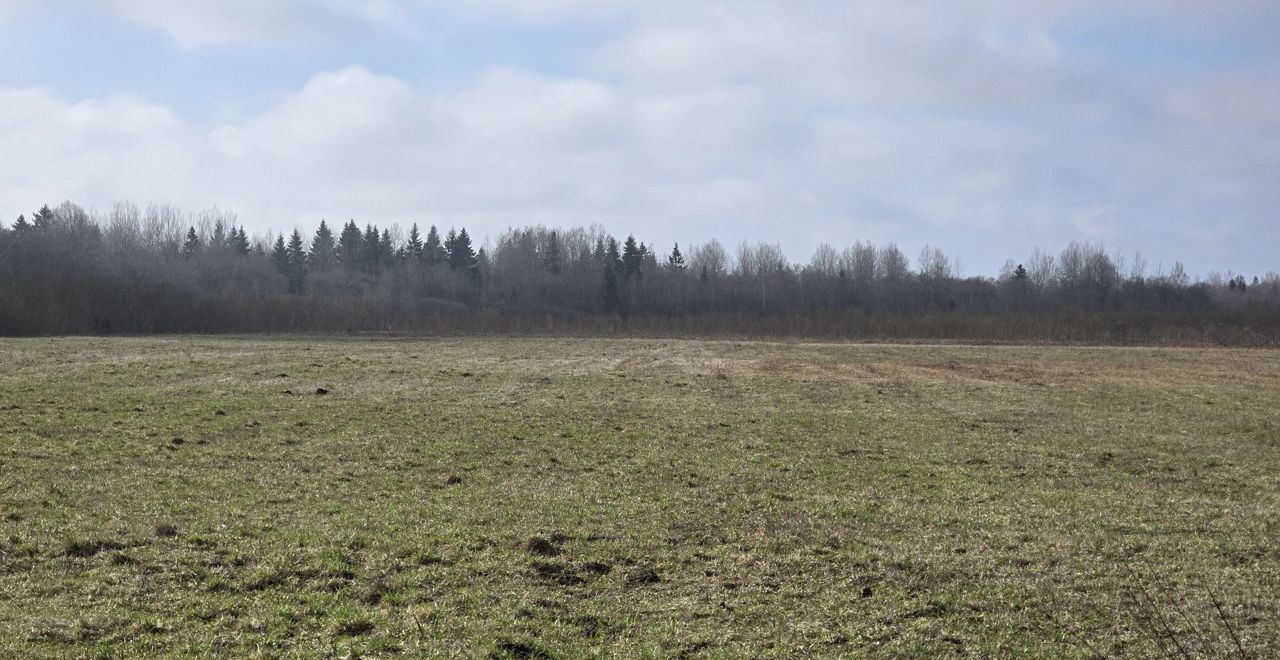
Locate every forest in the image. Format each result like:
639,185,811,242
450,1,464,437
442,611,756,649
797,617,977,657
1,201,1277,343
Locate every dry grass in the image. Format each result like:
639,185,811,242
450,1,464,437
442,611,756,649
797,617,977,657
0,336,1277,657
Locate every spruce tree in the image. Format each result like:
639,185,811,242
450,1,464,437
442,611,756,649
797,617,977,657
444,228,457,265
641,242,658,270
337,221,362,269
543,231,562,274
230,226,251,256
309,220,337,272
621,235,642,280
271,235,289,274
1013,264,1028,281
380,228,395,266
668,243,686,269
12,215,30,233
475,247,488,282
362,224,383,272
406,224,424,263
449,228,477,272
424,225,445,266
606,237,622,271
287,230,307,270
211,221,227,251
181,227,202,259
32,205,54,229
592,237,606,264
602,237,622,310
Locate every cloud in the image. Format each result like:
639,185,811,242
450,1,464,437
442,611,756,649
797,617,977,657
202,67,744,220
210,67,416,160
3,1,1278,275
109,0,402,48
0,88,192,211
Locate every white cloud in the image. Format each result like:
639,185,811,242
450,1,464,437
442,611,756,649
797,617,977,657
0,88,192,210
211,67,416,160
2,1,1278,274
109,0,402,48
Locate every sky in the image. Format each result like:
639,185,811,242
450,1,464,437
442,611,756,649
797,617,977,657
1,1,1277,277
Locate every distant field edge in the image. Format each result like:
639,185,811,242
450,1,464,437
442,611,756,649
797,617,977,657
3,327,1279,349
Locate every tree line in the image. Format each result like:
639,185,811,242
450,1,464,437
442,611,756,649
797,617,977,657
1,201,1278,344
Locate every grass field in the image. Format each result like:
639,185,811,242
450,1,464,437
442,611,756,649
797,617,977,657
1,337,1277,657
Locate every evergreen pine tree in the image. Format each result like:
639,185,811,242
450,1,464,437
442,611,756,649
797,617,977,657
602,237,623,310
309,220,337,272
1013,264,1028,281
287,230,307,270
668,243,686,269
444,228,457,265
271,235,289,274
32,205,54,229
592,237,606,264
337,220,362,269
12,215,30,232
449,228,477,272
606,237,622,271
230,226,251,256
424,225,445,266
276,231,307,293
380,228,395,266
543,231,562,275
211,221,227,251
475,247,488,282
621,235,642,280
406,224,424,263
181,227,202,259
640,242,658,270
362,224,383,272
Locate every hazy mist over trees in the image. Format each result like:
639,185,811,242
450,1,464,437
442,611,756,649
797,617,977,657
2,201,1277,343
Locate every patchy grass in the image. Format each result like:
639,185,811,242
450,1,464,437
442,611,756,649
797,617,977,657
1,336,1278,657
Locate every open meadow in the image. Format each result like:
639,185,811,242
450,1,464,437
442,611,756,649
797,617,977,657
1,337,1277,657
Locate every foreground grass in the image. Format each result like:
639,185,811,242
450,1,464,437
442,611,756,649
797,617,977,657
0,337,1277,657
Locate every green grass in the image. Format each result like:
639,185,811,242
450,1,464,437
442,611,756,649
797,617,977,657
1,337,1277,657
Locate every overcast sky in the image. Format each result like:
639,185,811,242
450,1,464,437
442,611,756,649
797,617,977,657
2,1,1277,276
